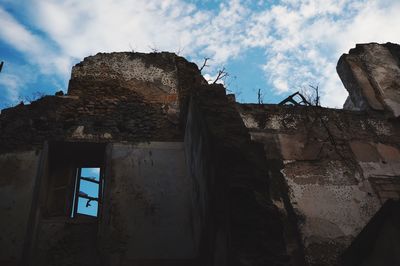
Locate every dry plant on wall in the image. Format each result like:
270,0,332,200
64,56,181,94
300,84,320,107
19,91,47,104
199,57,210,72
198,57,229,83
148,45,159,53
198,57,243,101
212,67,229,84
257,88,264,104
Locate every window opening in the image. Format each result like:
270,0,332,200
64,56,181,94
71,167,101,218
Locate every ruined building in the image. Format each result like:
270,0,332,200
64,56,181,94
0,43,400,266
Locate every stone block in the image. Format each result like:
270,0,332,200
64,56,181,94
348,59,384,111
379,183,400,192
379,191,400,200
250,132,281,160
278,134,322,160
359,162,400,178
350,141,380,162
376,143,400,162
337,43,400,117
361,44,400,116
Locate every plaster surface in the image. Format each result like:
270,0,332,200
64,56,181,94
0,150,40,265
103,142,196,262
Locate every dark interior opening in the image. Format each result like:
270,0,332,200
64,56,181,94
46,141,106,218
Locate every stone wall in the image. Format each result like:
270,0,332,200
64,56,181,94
0,52,199,266
98,142,197,265
338,43,400,117
238,104,400,266
1,43,399,266
0,52,185,153
0,50,291,266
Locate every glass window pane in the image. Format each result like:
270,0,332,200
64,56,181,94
81,167,100,181
79,180,99,198
77,197,98,217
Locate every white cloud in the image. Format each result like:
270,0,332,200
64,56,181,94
1,0,400,108
249,0,400,107
0,7,74,105
0,7,44,55
0,62,39,105
0,7,72,75
0,74,21,103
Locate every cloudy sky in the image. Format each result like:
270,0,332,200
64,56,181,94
1,0,399,108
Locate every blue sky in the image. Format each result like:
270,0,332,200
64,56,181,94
73,167,100,217
1,0,400,109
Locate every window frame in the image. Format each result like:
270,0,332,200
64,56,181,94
71,167,103,219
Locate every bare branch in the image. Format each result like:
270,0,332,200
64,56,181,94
213,67,228,84
309,84,320,106
19,91,46,104
129,43,135,53
298,83,320,106
148,45,159,53
176,46,184,56
257,89,264,104
199,57,210,72
225,75,237,88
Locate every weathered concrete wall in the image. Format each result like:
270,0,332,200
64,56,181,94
238,104,400,266
0,51,291,266
33,223,100,266
338,43,400,117
0,52,213,266
342,200,400,266
100,142,196,265
0,150,40,265
183,84,290,266
30,142,105,266
361,216,400,266
184,99,213,262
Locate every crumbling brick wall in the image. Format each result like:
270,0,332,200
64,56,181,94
0,52,185,153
